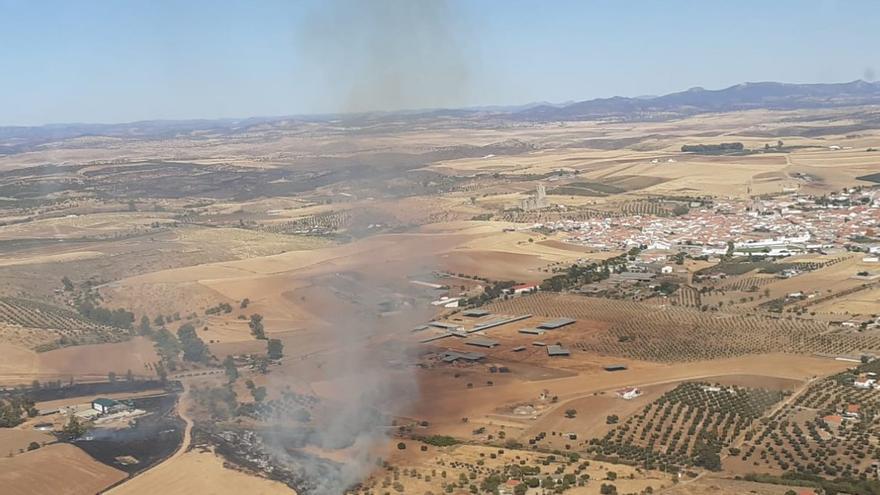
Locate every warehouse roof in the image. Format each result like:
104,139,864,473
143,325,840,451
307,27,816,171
462,309,491,317
518,327,545,335
547,345,571,356
465,337,499,348
537,318,576,329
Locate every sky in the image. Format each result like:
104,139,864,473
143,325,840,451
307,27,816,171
1,0,878,126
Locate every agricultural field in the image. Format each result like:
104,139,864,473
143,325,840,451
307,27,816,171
358,442,673,495
587,382,786,472
0,297,132,351
486,293,880,362
0,443,127,495
733,361,880,479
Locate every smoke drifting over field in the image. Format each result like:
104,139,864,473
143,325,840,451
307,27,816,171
255,4,472,492
299,0,471,113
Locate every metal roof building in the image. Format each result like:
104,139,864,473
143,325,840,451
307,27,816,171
537,318,576,330
547,345,571,356
440,351,486,363
518,327,545,335
429,321,464,330
462,309,491,317
465,337,499,348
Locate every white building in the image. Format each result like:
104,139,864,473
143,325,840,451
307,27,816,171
616,387,642,400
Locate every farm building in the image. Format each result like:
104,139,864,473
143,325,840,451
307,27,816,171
512,346,526,352
91,398,120,414
440,351,486,363
846,404,861,418
428,321,463,331
613,272,655,283
465,337,499,348
505,283,538,295
823,414,843,427
854,375,876,389
616,387,642,400
603,364,628,372
518,327,545,335
462,309,491,317
470,314,532,333
546,345,570,356
537,318,576,330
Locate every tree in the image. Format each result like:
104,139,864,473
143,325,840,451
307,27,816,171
153,328,181,368
600,483,617,495
27,441,41,451
138,315,152,335
153,314,165,327
62,415,88,439
223,355,239,383
177,323,209,362
249,314,266,340
125,369,134,382
155,361,168,384
61,276,74,292
565,409,577,418
267,339,283,360
240,298,250,309
251,386,267,403
108,371,117,383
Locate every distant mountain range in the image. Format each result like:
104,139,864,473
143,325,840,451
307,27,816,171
513,80,880,121
2,80,880,153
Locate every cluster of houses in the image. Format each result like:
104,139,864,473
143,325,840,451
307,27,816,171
540,191,880,257
823,403,863,429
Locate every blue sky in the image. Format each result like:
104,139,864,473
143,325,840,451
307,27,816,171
0,0,877,126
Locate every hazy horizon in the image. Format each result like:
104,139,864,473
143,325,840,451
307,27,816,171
2,0,879,126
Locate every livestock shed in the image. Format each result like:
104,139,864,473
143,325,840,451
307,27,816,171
512,346,526,352
603,365,628,372
462,309,491,317
547,345,571,356
537,318,576,330
465,337,499,348
518,327,545,335
440,351,486,363
428,321,463,331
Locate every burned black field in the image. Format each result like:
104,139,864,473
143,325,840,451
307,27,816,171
73,394,184,476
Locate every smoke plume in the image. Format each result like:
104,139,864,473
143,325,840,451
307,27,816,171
298,0,472,113
254,4,473,492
